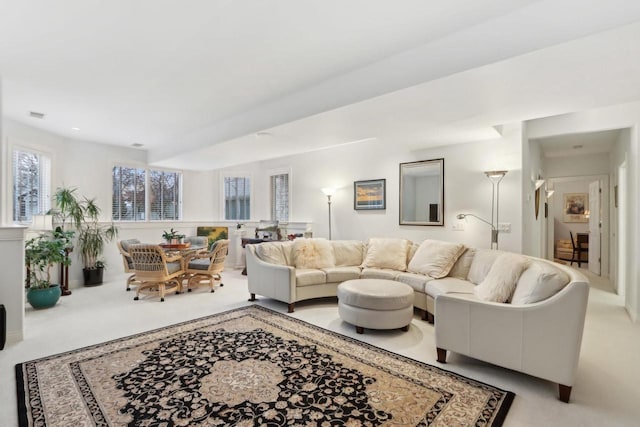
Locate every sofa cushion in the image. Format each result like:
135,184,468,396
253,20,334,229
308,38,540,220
256,241,293,266
331,240,365,267
511,261,570,304
474,253,529,303
408,239,466,278
425,277,475,297
467,249,502,285
396,272,429,293
322,266,362,283
363,238,410,271
361,268,400,280
448,248,477,279
293,239,335,269
295,269,327,287
407,242,420,265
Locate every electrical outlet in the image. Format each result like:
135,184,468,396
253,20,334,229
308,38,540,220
452,222,464,231
498,223,511,233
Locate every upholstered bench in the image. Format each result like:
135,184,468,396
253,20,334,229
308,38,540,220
337,279,414,334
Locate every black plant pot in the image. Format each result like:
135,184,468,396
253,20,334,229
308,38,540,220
83,267,104,286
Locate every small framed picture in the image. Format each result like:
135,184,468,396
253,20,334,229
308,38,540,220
563,193,588,223
354,179,386,210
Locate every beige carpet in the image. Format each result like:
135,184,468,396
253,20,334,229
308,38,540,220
16,306,513,426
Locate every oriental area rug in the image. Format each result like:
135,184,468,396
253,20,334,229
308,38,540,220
16,305,514,426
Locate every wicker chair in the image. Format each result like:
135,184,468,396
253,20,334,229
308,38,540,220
183,239,229,292
117,239,142,291
129,244,185,302
184,236,210,254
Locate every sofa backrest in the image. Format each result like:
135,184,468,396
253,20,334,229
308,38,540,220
255,241,294,266
330,240,365,266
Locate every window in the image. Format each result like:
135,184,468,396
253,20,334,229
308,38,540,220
112,166,146,221
12,149,51,223
224,176,251,220
150,170,181,220
270,173,289,221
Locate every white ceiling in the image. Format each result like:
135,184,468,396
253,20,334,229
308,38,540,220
537,129,621,158
2,0,640,170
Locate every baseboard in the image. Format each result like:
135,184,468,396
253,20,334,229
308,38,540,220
625,304,638,323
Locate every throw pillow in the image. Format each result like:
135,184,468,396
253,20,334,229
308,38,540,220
293,239,335,269
331,240,365,266
467,249,502,285
256,242,292,266
407,239,466,278
474,253,529,303
363,238,410,271
449,248,477,279
511,261,570,304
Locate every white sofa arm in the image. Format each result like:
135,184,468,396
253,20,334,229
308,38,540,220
246,245,296,304
435,281,589,387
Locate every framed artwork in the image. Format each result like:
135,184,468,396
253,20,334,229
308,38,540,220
354,179,386,210
563,193,588,223
196,226,229,246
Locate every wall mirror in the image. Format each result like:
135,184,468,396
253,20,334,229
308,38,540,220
399,158,444,226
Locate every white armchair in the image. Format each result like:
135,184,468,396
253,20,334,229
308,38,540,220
435,263,589,403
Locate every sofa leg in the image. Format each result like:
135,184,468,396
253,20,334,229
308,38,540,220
421,309,428,321
436,348,447,363
248,293,256,302
401,325,409,332
356,326,364,334
558,384,572,403
288,303,295,313
427,312,435,324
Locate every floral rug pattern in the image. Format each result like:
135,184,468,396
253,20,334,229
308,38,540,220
16,306,513,426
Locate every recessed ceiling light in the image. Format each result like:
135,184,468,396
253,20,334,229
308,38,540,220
71,127,80,131
131,143,144,148
29,111,45,119
573,144,583,149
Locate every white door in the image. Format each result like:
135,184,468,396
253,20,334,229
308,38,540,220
588,180,601,275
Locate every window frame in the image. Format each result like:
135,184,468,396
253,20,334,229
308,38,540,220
11,145,53,225
111,163,183,222
221,171,253,222
268,167,291,222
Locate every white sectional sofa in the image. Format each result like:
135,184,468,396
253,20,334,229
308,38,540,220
245,237,590,402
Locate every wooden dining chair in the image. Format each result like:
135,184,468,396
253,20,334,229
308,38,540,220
569,231,589,267
183,239,230,293
129,244,185,302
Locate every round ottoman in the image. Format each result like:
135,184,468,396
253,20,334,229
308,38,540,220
337,279,414,334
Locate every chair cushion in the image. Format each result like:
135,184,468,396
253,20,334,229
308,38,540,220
511,261,570,304
166,261,182,274
188,259,210,271
120,239,140,252
361,268,400,280
396,272,429,293
125,256,134,269
295,269,327,287
474,253,529,303
425,277,476,297
322,266,361,283
407,239,466,278
330,240,364,267
363,238,410,271
293,239,335,269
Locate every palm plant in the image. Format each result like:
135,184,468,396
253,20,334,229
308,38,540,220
78,197,118,269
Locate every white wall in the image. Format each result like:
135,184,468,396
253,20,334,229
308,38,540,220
609,128,631,293
219,123,524,252
545,152,611,178
528,101,640,322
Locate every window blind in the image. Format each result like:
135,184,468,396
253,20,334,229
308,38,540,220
112,166,146,221
150,170,181,220
12,149,51,223
224,176,251,220
270,173,289,221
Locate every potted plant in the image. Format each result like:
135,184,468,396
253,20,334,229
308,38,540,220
77,198,118,286
162,228,185,244
25,231,73,309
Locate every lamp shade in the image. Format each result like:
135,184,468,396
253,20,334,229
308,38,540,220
534,179,545,190
484,170,508,182
321,188,336,197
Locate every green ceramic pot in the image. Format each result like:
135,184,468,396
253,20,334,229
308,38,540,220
27,284,61,309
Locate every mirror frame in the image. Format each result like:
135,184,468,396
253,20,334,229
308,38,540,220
399,158,444,226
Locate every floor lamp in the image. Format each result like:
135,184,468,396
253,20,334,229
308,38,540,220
457,170,507,249
321,188,335,240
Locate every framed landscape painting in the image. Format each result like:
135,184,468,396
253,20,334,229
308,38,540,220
354,179,386,210
563,193,588,223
